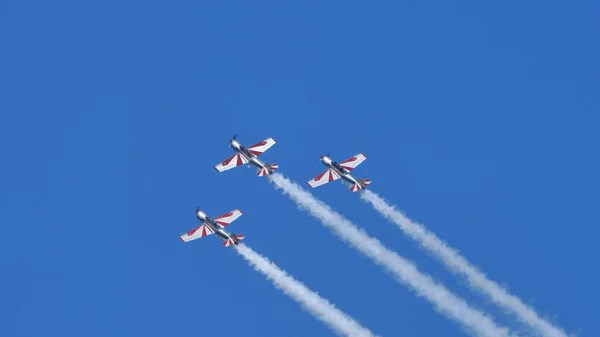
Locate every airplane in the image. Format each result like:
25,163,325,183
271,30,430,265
214,134,279,177
307,153,371,192
179,208,245,247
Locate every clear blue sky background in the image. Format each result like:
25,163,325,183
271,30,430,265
1,1,598,336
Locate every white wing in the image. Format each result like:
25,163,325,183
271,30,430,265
213,209,243,227
339,153,367,172
307,168,340,188
214,153,249,172
179,224,214,243
247,137,276,156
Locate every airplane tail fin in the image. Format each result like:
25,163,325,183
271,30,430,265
350,179,372,192
223,234,245,247
257,163,279,177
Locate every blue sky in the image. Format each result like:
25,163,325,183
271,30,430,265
1,1,598,336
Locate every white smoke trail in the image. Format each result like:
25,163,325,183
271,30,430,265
235,244,377,337
268,173,514,337
360,190,567,337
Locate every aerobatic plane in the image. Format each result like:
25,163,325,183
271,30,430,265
214,135,279,176
179,208,245,247
307,153,371,192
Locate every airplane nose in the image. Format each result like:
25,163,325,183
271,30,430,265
320,156,324,159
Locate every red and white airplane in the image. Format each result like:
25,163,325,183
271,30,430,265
214,135,279,177
179,208,245,247
307,153,371,192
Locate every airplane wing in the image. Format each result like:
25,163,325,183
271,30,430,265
179,224,214,243
339,153,367,172
213,209,243,227
247,137,276,156
214,153,249,172
307,168,340,188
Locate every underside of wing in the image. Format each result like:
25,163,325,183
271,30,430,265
213,209,243,227
179,224,214,243
307,168,340,188
247,137,276,156
339,153,367,172
214,153,249,172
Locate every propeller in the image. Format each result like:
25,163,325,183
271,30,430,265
229,133,238,146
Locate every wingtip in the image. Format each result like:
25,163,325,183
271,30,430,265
179,236,185,243
237,208,243,214
214,166,220,172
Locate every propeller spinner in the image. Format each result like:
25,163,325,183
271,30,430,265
229,133,238,145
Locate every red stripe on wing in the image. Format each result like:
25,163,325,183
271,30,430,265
221,154,236,166
340,156,358,164
248,141,268,156
187,226,200,236
249,140,267,148
314,170,327,182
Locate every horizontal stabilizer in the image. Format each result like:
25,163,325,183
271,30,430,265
358,179,372,187
257,168,269,176
350,183,363,192
222,233,245,247
257,163,279,177
350,179,372,192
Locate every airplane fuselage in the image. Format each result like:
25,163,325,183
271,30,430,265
196,211,234,242
320,156,359,186
230,140,273,173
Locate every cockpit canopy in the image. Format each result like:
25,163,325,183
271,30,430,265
239,145,252,157
331,161,347,174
